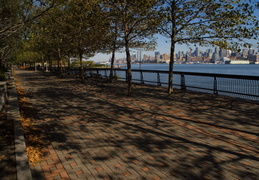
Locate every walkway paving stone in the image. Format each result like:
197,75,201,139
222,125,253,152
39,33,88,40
14,69,258,180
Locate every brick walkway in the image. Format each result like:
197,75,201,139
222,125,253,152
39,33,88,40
14,69,259,180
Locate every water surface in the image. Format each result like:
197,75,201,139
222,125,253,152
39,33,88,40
129,64,259,76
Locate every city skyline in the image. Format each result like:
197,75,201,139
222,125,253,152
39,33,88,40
111,46,259,64
91,34,259,62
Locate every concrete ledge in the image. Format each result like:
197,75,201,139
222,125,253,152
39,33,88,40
7,80,32,180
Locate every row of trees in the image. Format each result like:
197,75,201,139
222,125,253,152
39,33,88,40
0,0,57,65
1,0,258,95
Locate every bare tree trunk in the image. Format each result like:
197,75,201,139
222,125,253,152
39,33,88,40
68,57,71,74
0,59,2,69
168,41,175,94
41,53,45,71
45,61,49,72
79,49,84,81
122,3,134,96
109,24,118,82
125,40,132,96
48,53,52,71
58,48,61,73
168,1,176,94
109,46,116,82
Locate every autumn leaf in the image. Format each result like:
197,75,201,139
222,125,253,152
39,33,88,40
16,85,46,166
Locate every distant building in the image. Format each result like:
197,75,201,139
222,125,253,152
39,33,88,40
194,47,200,57
131,53,137,62
155,52,160,61
248,48,254,55
162,53,170,62
214,47,219,54
219,49,228,57
242,49,248,58
227,50,231,56
230,52,240,59
247,54,259,62
212,52,219,62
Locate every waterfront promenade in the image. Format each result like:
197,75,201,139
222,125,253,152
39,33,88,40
4,69,259,179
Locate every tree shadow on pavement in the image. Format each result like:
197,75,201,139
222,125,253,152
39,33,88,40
14,69,259,180
0,105,16,180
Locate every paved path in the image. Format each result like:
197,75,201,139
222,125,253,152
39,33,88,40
14,69,258,180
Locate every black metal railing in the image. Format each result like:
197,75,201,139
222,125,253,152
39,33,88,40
49,67,259,101
84,68,259,101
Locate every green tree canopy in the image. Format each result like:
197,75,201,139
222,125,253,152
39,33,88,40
0,0,58,67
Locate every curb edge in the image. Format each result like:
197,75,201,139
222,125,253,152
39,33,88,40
7,77,33,180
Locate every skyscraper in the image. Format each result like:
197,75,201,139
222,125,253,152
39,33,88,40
219,49,227,57
215,47,219,54
155,51,160,60
248,48,254,55
212,52,219,62
195,47,200,57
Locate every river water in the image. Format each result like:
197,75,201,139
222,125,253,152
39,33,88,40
129,64,259,76
117,64,259,100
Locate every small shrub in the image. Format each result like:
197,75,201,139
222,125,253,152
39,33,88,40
0,67,9,72
0,70,5,81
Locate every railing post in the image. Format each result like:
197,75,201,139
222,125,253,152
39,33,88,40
140,71,144,84
214,76,218,95
157,72,161,86
181,73,186,90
